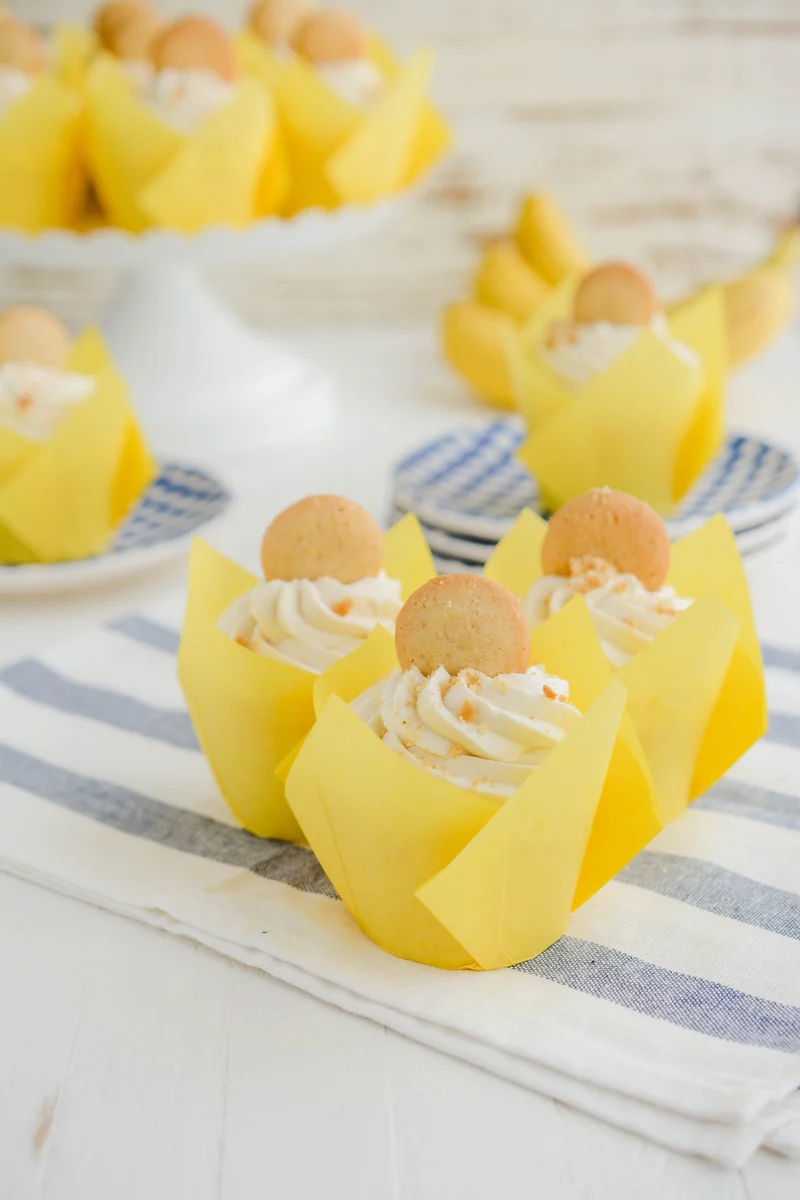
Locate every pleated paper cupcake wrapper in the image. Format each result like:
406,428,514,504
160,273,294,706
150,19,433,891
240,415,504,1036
485,506,767,811
268,38,449,213
0,73,84,232
178,514,437,843
285,604,662,971
84,55,276,233
508,280,727,515
0,330,156,564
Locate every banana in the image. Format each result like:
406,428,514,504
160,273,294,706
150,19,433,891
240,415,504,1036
722,228,798,368
724,267,795,368
514,192,589,285
441,301,518,409
474,240,549,322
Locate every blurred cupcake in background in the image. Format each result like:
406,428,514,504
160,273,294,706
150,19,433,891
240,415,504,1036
246,0,307,56
0,15,85,231
290,8,382,108
0,305,156,564
93,0,163,79
85,12,277,231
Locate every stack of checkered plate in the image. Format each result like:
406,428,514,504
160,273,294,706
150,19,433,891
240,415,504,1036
391,418,800,573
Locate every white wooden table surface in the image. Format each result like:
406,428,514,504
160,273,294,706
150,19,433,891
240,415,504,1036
2,322,800,1199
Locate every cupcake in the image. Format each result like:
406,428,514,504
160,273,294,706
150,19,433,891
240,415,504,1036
524,489,692,668
541,262,701,388
353,575,581,797
511,263,726,514
220,495,404,674
178,498,435,840
0,307,155,563
285,573,639,969
485,488,767,816
0,18,84,231
85,12,274,232
247,0,308,54
93,0,163,77
291,9,382,108
273,6,448,211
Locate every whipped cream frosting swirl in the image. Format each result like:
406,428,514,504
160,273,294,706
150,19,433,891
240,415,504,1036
0,66,31,116
524,556,693,668
541,313,700,387
316,58,383,108
0,363,95,441
141,67,235,133
352,663,581,798
220,572,403,675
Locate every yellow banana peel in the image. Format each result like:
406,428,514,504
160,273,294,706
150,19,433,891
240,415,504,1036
441,301,518,409
514,192,589,285
474,241,550,323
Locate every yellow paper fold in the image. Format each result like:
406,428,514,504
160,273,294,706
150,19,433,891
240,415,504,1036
285,646,627,969
86,56,271,232
0,329,156,563
0,73,84,232
178,515,436,841
511,278,726,514
278,44,447,212
52,23,97,90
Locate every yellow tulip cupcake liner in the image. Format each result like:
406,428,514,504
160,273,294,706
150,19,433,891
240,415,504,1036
508,279,727,515
84,54,276,233
0,73,85,233
485,506,767,819
264,39,449,213
178,514,437,843
284,619,644,970
0,328,156,564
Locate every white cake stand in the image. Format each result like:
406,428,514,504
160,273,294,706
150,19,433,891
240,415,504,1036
0,195,412,460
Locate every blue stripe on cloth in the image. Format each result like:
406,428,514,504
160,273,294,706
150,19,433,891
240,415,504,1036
515,937,800,1052
108,616,181,655
619,851,800,941
696,779,800,832
763,712,800,750
0,660,198,752
2,737,799,1049
0,740,336,898
762,644,800,673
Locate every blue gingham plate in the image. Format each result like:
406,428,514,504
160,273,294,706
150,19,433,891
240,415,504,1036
0,462,230,595
393,419,800,545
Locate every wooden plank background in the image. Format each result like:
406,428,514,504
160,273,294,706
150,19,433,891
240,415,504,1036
7,0,800,326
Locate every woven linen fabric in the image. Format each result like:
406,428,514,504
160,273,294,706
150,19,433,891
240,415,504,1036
0,601,798,1168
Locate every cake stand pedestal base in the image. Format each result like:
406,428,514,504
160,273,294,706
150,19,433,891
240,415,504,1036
99,265,334,461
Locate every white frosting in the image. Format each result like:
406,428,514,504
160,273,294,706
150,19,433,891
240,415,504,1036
524,556,693,668
120,58,154,87
141,67,235,133
220,572,403,675
541,313,701,386
0,363,94,441
0,66,31,116
316,58,383,108
352,663,581,798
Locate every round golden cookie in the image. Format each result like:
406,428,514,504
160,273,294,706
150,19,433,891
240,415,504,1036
541,488,670,591
260,495,384,584
0,307,71,370
95,1,162,59
395,574,530,679
0,19,46,73
248,0,308,45
573,262,658,327
150,16,237,81
291,9,366,63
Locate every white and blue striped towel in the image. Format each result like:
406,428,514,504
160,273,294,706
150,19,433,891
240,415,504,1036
0,601,799,1168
